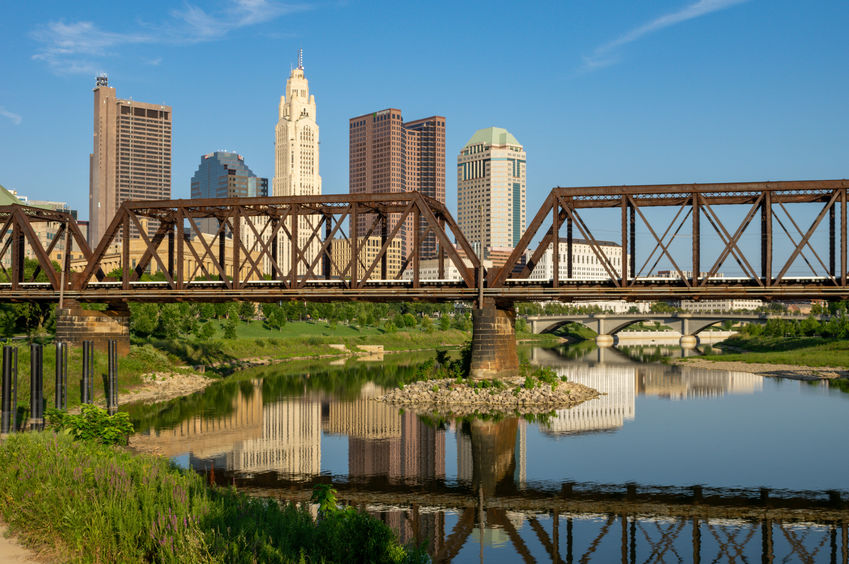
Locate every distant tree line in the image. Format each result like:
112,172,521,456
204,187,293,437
741,312,849,339
129,300,471,341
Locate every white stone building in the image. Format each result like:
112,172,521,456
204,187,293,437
269,50,322,276
527,239,627,281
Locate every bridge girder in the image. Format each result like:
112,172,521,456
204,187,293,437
3,179,849,303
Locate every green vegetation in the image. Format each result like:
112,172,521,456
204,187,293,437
699,315,849,367
550,321,598,341
703,334,849,368
46,404,134,445
0,432,426,563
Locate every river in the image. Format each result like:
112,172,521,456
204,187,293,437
129,344,849,563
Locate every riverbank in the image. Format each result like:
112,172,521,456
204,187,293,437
0,432,426,563
675,358,849,380
5,324,558,412
678,334,849,379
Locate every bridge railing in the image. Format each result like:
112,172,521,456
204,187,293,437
488,180,849,292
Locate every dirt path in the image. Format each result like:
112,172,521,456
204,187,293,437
675,358,849,380
0,525,39,563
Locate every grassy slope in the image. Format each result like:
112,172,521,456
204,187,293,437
701,335,849,368
4,321,556,412
0,432,421,563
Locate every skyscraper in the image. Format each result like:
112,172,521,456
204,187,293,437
89,75,171,245
349,109,445,259
457,127,526,259
273,50,321,275
191,151,268,200
190,151,268,235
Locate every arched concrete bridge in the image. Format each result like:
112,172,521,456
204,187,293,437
526,312,822,347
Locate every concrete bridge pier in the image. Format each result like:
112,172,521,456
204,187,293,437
673,319,701,349
469,300,519,379
595,334,615,348
55,300,130,355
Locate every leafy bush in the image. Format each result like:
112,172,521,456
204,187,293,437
46,405,134,445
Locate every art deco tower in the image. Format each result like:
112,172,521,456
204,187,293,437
273,50,321,275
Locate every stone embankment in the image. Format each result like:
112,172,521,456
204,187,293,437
376,378,600,417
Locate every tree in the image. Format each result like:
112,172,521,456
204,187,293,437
238,301,256,321
197,321,216,340
17,302,55,337
129,303,159,338
439,315,451,331
262,304,287,331
222,304,239,339
198,303,216,320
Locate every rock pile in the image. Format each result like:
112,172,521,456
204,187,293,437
376,377,600,417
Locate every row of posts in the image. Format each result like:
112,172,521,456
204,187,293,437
0,339,119,433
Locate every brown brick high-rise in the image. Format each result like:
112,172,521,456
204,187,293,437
349,109,444,260
89,75,171,245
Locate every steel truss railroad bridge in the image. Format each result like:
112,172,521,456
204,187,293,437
1,179,848,304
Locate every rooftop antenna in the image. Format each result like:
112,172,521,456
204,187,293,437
297,48,303,70
96,73,108,87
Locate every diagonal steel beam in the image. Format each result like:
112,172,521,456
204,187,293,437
627,195,691,286
699,193,764,285
774,190,840,284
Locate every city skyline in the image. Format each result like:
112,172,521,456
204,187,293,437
1,1,847,230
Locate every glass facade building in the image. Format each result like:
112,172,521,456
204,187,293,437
190,151,268,200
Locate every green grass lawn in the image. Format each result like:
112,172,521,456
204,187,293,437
701,335,849,368
232,319,385,339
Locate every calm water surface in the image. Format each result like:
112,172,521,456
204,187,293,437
130,345,849,563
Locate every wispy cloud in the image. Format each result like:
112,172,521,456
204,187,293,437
32,0,312,75
0,106,22,126
581,0,749,71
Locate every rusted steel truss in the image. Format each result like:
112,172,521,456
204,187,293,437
74,192,479,297
4,181,849,303
489,179,849,300
0,204,91,291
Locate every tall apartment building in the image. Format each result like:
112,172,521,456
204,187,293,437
349,109,445,258
457,127,525,259
89,75,171,245
273,50,321,276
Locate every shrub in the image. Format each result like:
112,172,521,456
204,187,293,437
46,405,134,445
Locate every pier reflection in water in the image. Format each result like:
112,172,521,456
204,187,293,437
130,349,849,562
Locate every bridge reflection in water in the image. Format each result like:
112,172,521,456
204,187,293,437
132,361,846,563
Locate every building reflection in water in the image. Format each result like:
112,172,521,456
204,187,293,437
131,356,846,562
531,347,762,436
327,382,445,484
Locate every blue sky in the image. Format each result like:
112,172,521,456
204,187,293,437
1,0,847,226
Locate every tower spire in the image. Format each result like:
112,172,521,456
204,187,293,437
297,48,303,70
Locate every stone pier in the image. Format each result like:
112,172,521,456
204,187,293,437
469,301,519,379
54,300,130,355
